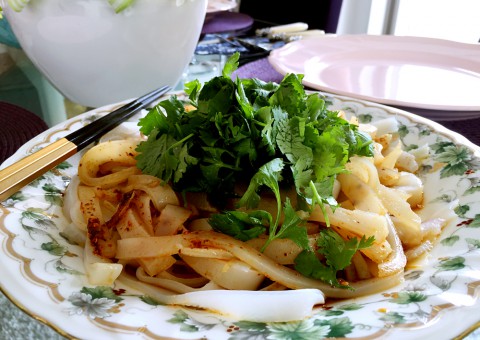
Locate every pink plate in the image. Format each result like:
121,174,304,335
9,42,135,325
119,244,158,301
268,35,480,112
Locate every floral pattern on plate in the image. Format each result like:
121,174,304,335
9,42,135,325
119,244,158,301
1,94,479,340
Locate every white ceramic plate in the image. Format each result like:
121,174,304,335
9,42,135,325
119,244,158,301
1,94,480,339
206,0,237,13
268,35,480,114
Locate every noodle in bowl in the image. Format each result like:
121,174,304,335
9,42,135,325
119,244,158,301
2,86,477,339
59,91,454,322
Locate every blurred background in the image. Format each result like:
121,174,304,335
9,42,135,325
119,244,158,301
0,0,479,127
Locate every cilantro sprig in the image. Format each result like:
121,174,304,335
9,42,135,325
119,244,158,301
136,52,375,287
137,52,372,204
295,229,375,288
235,158,309,252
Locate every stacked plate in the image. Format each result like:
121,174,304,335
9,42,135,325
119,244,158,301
268,34,480,121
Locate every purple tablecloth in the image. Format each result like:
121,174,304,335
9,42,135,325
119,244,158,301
202,11,254,35
233,56,284,83
0,101,49,164
233,57,480,147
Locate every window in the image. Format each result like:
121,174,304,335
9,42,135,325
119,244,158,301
337,0,480,44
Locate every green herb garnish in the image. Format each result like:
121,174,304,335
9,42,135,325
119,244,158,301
295,229,375,288
136,52,375,287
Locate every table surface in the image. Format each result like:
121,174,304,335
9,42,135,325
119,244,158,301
1,23,480,340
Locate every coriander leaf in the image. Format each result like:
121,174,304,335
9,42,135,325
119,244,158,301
201,146,237,169
304,93,327,122
307,177,337,202
317,229,375,271
260,115,276,155
209,210,270,241
269,73,306,116
266,198,309,251
240,77,279,108
135,132,196,183
238,158,301,253
294,250,338,287
175,143,198,182
235,137,258,163
137,95,186,136
294,229,375,288
235,77,254,119
197,77,235,115
198,145,241,191
137,106,166,136
302,123,321,149
222,51,239,78
311,126,349,180
351,130,374,156
184,79,202,103
304,178,338,227
157,95,186,127
238,158,284,210
291,156,313,191
275,116,313,164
